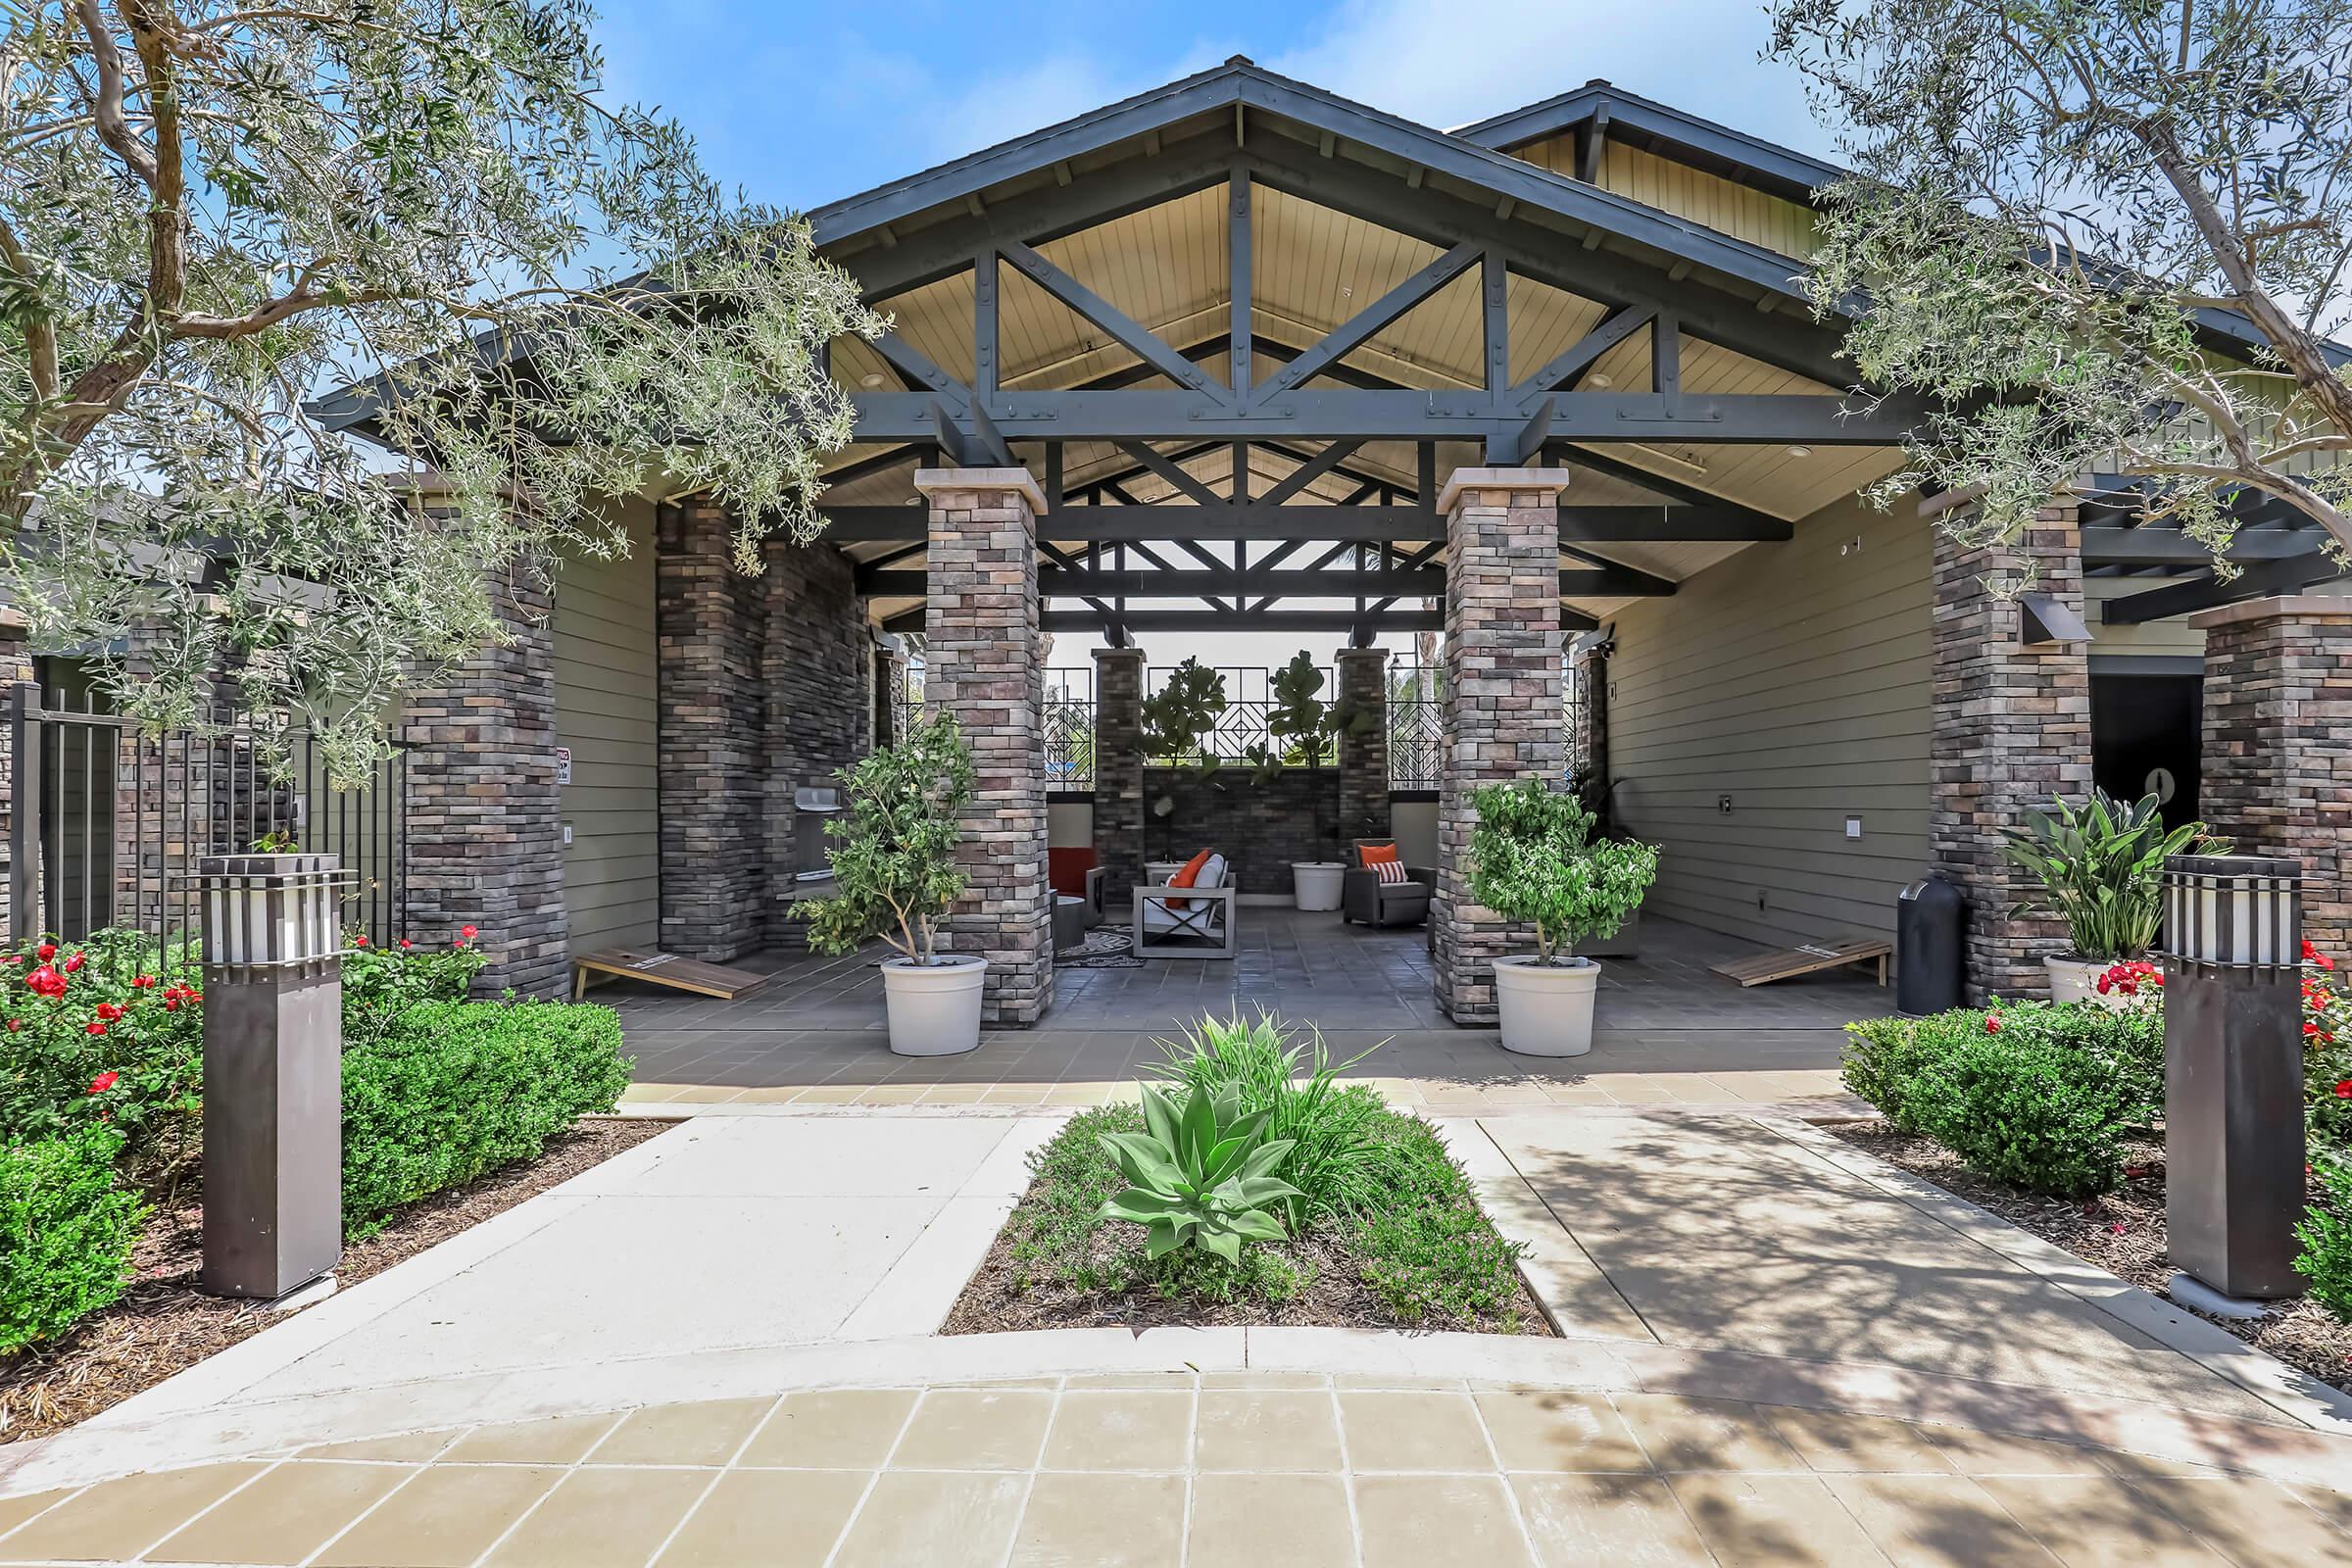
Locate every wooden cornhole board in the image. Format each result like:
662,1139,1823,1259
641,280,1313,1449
1711,933,1891,988
572,948,772,1003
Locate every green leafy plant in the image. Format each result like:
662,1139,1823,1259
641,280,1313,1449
2003,789,2225,961
341,999,631,1237
1843,999,2165,1138
342,929,491,1043
2296,1151,2352,1325
1466,778,1657,963
1141,659,1230,766
0,931,203,1160
1349,1114,1530,1329
1149,1012,1385,1224
0,1126,145,1353
1097,1082,1302,1262
806,714,975,966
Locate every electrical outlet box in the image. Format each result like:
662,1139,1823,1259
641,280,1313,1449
1756,888,1768,911
562,821,574,848
1845,815,1864,840
1719,795,1734,815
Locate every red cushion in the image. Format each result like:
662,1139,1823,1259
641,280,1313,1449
1358,843,1401,868
1049,847,1098,899
1166,848,1213,910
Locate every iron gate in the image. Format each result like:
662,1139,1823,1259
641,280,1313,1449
6,683,407,951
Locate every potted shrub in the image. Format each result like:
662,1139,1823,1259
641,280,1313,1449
2003,788,2225,1005
1467,778,1658,1056
1254,652,1348,910
807,713,986,1056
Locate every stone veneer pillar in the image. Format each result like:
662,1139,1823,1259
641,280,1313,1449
761,535,869,945
1929,504,2093,1001
1091,646,1149,905
917,468,1054,1026
1335,647,1392,847
401,555,568,998
0,614,30,942
655,497,766,960
2193,595,2352,953
1431,467,1570,1024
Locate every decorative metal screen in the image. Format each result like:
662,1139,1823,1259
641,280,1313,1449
891,655,924,747
1044,667,1095,790
1565,660,1592,781
1145,664,1337,766
1387,663,1442,791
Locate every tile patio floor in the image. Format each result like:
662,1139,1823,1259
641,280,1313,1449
6,1375,2348,1566
608,910,1892,1113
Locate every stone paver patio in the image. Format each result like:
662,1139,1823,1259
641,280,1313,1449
6,1373,2351,1566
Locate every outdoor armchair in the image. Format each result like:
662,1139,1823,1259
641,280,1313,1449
1342,838,1435,928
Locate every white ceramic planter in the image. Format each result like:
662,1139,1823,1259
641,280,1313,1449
1493,955,1602,1057
2045,955,2132,1010
880,955,989,1056
1292,861,1346,911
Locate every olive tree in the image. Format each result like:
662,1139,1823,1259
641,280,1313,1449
1768,0,2352,568
0,1,884,779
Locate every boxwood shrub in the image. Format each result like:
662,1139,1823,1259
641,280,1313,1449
2298,1152,2352,1325
342,1000,631,1236
1842,1000,2162,1197
1,1127,146,1353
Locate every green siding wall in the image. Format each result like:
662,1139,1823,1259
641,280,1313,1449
554,497,660,953
1605,491,1933,948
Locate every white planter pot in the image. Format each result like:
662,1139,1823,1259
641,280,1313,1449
1292,861,1346,911
880,955,989,1056
2045,955,2132,1010
1493,955,1602,1057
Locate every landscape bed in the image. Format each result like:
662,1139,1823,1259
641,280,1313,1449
947,1017,1552,1338
1833,1121,2352,1400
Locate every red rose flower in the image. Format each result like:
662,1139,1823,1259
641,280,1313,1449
4,1018,19,1032
2336,1080,2352,1100
25,964,66,999
94,1002,122,1021
2306,940,2337,972
1984,1015,2002,1034
398,938,413,950
353,935,368,948
34,942,54,960
87,1069,118,1093
460,924,478,940
131,974,156,989
63,952,84,973
83,1019,106,1036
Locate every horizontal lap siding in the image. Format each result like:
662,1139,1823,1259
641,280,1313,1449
1607,492,1931,948
554,497,660,954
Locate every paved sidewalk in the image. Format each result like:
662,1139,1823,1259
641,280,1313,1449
4,1373,2349,1566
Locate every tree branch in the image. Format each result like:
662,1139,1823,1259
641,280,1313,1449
71,0,156,188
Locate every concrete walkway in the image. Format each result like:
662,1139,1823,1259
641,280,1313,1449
8,1102,2352,1563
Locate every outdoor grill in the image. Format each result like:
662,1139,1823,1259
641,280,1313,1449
793,785,841,881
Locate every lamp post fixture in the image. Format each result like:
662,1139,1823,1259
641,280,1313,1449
2159,853,2306,1308
197,852,350,1300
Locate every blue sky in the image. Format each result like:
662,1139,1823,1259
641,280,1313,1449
590,0,1836,215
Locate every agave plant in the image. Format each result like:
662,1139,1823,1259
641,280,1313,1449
1097,1082,1302,1262
2003,789,2228,960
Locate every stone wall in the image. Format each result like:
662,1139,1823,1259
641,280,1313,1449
1928,504,2092,1001
1335,649,1392,848
1431,469,1569,1024
761,536,869,946
2194,596,2352,953
1091,648,1148,903
1143,767,1345,892
402,561,569,998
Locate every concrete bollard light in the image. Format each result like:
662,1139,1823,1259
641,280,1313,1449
2159,853,2306,1306
198,853,350,1300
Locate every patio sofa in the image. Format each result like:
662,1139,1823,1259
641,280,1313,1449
1341,839,1435,928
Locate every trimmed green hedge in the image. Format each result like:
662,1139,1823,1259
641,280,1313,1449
2300,1152,2352,1325
1842,1000,2162,1197
1,1127,145,1353
342,1000,631,1237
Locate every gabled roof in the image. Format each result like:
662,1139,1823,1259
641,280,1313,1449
807,57,1818,310
1453,79,1845,205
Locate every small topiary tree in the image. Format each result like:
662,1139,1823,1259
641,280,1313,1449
1466,779,1657,964
806,714,976,966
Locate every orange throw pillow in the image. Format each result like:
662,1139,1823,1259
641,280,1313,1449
1166,848,1213,910
1358,843,1401,869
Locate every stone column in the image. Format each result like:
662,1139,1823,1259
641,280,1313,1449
1335,647,1391,847
0,613,32,943
917,468,1053,1026
760,536,867,944
1929,503,2093,1001
1431,467,1571,1024
1091,646,1149,905
655,497,765,961
2193,596,2352,953
401,558,568,998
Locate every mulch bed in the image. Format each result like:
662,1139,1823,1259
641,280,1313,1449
1831,1120,2352,1399
942,1215,1556,1338
0,1117,676,1445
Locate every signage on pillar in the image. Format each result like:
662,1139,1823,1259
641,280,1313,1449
555,746,572,786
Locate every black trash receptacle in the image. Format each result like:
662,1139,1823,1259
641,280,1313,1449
1896,872,1966,1016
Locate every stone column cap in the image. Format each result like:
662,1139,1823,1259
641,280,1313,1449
2188,593,2352,630
1435,466,1573,514
913,466,1049,514
1092,645,1147,662
1334,646,1390,662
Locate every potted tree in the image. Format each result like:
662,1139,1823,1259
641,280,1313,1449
807,714,986,1056
1468,778,1658,1057
1262,652,1345,910
1141,659,1228,876
2003,788,2226,1005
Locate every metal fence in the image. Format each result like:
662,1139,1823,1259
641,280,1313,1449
7,683,407,951
1387,663,1443,791
1043,667,1095,791
1146,663,1342,768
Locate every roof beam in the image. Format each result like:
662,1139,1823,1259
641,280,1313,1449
2099,548,2347,623
1557,505,1789,542
1042,608,1443,632
1510,305,1654,413
998,239,1237,405
1251,241,1483,403
825,500,1788,545
867,564,1674,598
2080,525,2320,566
